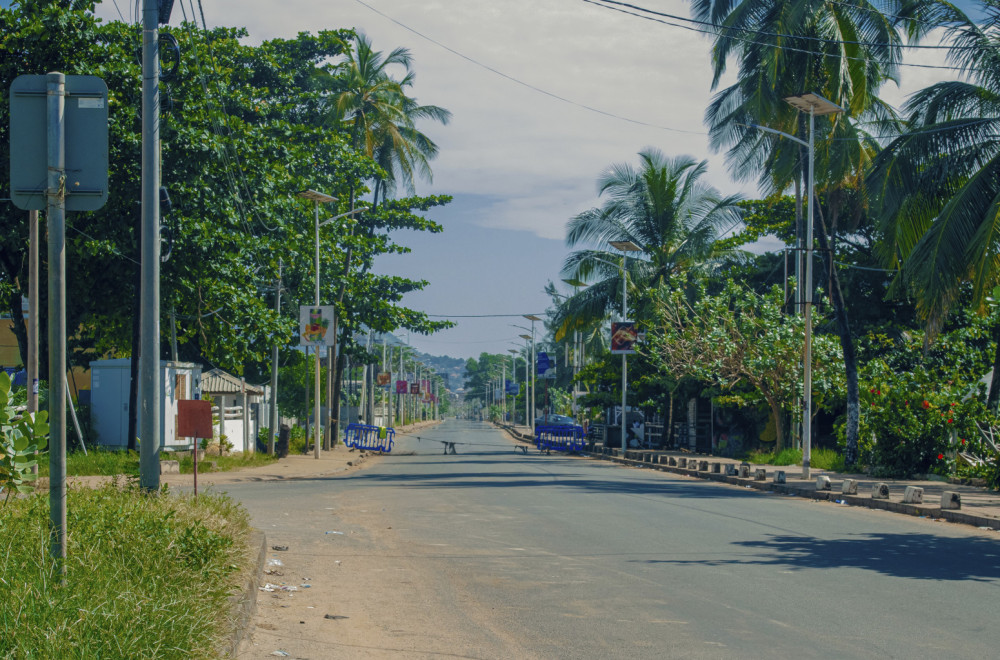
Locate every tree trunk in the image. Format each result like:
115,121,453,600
331,327,348,444
8,292,29,368
769,396,785,452
814,202,860,468
666,388,675,448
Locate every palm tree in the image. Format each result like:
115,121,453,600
870,0,1000,407
557,149,744,435
559,149,744,324
323,33,451,444
691,0,931,466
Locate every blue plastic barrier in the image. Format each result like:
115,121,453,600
343,423,395,453
535,425,587,453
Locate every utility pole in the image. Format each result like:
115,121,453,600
268,260,281,454
139,0,161,491
46,71,67,571
28,210,38,474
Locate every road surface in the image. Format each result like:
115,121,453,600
228,419,1000,659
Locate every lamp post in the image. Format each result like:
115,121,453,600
751,92,844,479
609,241,642,450
297,191,363,458
518,333,533,432
562,278,586,424
508,349,519,424
523,314,542,431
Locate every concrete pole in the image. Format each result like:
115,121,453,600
524,340,529,430
312,201,321,458
803,107,815,480
46,71,67,571
139,0,162,491
621,254,628,448
268,260,281,454
28,210,39,474
530,323,536,434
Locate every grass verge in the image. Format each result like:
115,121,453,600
36,448,278,478
745,447,846,472
0,481,254,658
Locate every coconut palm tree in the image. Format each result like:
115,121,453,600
558,149,744,327
870,0,1000,407
691,0,932,466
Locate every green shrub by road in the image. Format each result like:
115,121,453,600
0,483,254,658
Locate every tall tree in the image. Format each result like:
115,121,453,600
691,0,930,466
869,0,1000,407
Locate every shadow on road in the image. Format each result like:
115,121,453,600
634,532,1000,581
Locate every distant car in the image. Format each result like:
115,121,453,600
534,414,575,427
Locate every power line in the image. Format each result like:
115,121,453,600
423,313,547,318
351,0,707,135
582,0,981,73
593,0,973,51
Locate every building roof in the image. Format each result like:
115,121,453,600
201,368,264,395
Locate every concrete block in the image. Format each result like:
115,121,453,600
159,460,179,474
941,491,961,510
699,460,709,472
841,478,858,495
816,475,832,490
903,486,924,504
725,464,738,476
754,468,767,481
678,457,688,468
872,482,890,499
711,462,721,473
738,463,750,478
774,470,786,484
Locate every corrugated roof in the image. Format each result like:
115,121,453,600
201,368,264,395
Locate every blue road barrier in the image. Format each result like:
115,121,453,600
535,425,587,453
343,423,395,453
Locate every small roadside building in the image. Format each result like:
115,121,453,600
200,368,268,453
89,358,203,450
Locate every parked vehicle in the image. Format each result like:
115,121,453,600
534,413,575,427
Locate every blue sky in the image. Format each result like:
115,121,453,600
83,0,979,359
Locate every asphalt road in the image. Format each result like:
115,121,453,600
226,419,1000,659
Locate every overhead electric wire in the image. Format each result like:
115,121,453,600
592,0,974,51
582,0,982,72
351,0,706,135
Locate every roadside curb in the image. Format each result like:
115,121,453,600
592,451,1000,531
227,529,266,658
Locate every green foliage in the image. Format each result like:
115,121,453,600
0,483,251,657
746,446,845,471
0,372,49,503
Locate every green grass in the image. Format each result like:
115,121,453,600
0,482,253,658
36,448,278,478
745,447,846,472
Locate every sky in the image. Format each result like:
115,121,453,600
86,0,970,360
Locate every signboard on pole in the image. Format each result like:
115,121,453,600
395,380,408,394
610,321,638,354
410,382,421,395
299,306,334,346
505,379,519,395
377,372,391,387
9,74,109,211
537,352,557,379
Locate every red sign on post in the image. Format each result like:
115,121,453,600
178,399,213,439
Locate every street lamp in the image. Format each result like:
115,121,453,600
508,348,519,424
609,241,641,451
523,314,542,432
751,92,844,479
562,277,587,423
298,190,335,458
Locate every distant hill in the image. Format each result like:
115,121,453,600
415,351,466,391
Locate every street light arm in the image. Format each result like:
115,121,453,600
319,207,366,228
740,122,808,148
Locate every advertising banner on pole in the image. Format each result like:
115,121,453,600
410,382,421,395
377,372,391,387
536,352,557,379
610,321,638,354
505,379,519,395
299,306,335,346
395,380,408,394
